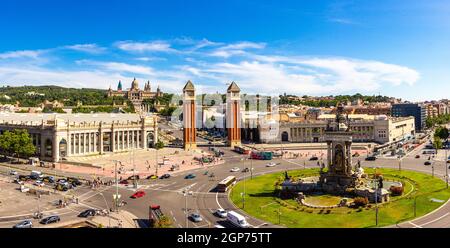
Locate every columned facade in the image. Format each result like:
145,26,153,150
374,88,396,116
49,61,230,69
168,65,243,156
0,113,158,162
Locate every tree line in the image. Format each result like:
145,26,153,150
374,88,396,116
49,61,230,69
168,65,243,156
0,129,36,160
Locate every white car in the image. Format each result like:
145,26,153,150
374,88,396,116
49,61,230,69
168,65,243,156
34,180,45,187
266,162,277,167
230,167,240,172
9,170,18,175
190,213,203,222
215,208,228,218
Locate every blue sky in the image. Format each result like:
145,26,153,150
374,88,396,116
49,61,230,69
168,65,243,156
0,0,449,101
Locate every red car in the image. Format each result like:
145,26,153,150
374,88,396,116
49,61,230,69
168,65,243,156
119,180,129,185
130,191,146,199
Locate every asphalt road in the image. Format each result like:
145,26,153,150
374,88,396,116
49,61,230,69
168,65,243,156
2,138,450,228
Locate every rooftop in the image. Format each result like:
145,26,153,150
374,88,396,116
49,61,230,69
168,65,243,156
0,113,152,125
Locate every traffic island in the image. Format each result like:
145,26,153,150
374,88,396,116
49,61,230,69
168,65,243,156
229,168,450,228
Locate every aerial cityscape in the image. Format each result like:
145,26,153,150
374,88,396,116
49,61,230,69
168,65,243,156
1,1,450,237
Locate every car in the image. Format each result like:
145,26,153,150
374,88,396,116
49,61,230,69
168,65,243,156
415,155,420,159
127,175,140,180
34,180,45,187
9,170,18,175
67,177,82,186
146,175,158,180
12,220,33,228
309,156,319,161
424,161,432,166
266,162,276,167
78,209,97,218
57,178,65,183
42,176,55,183
159,174,171,179
18,175,30,181
365,156,377,161
130,191,146,199
55,184,69,191
119,179,129,184
190,213,203,222
230,167,240,172
215,208,227,218
242,168,250,173
185,174,196,179
39,215,60,225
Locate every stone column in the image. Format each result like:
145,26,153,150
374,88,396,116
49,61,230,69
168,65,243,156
99,123,104,155
153,120,158,147
87,132,91,154
327,141,332,168
52,133,59,162
40,134,46,159
121,131,124,150
111,128,115,153
78,133,81,154
127,130,130,150
83,133,87,154
141,128,147,149
93,132,97,153
67,133,71,156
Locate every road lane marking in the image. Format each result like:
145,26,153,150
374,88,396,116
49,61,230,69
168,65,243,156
408,222,422,228
215,192,223,209
418,212,450,227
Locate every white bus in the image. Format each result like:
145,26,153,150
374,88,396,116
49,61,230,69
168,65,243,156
216,176,237,192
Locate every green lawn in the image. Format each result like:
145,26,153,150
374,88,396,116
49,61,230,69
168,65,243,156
229,168,450,228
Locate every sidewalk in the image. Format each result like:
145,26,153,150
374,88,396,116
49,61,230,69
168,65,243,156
89,210,139,228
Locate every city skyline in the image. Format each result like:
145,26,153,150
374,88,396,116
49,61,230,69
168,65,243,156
0,1,449,101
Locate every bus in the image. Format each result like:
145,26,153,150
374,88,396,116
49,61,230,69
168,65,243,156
250,151,273,160
234,146,251,155
216,176,237,192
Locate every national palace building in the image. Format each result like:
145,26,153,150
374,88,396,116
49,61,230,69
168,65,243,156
107,78,163,112
0,113,158,162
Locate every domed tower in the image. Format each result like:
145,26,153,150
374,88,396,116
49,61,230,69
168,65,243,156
131,78,139,91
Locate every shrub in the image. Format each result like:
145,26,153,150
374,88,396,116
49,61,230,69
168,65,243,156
353,197,369,207
325,210,331,214
390,185,404,196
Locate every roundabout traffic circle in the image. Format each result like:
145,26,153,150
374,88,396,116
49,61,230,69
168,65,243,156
229,168,450,228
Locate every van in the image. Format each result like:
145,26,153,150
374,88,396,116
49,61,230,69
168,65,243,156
226,211,250,228
30,171,43,180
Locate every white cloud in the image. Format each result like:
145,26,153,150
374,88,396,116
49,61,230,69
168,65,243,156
0,50,42,60
0,38,421,98
76,60,155,76
64,44,106,54
115,40,175,53
208,41,266,58
183,56,420,96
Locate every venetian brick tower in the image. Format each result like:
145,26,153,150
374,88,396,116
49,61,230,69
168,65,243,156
183,80,197,151
226,81,242,148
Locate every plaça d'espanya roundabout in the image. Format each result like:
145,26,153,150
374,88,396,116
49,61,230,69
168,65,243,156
229,104,450,228
230,167,450,228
